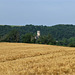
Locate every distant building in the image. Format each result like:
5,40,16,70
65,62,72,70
37,31,40,37
35,31,40,39
56,40,58,43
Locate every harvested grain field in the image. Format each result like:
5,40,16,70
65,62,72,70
0,43,75,75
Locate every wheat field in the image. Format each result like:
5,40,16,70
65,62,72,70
0,43,75,75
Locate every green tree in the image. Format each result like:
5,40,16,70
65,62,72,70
68,37,75,47
22,33,32,43
1,29,20,42
36,34,55,45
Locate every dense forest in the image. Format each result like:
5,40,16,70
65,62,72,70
0,24,75,47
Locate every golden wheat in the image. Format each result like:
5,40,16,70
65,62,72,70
0,42,75,75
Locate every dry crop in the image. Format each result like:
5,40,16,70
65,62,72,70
0,42,75,75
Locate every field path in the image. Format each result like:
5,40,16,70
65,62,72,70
0,43,75,75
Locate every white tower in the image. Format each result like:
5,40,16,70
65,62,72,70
37,31,40,37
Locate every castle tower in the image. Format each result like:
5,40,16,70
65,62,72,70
37,31,40,37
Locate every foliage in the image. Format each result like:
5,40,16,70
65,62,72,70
68,37,75,47
0,24,75,47
0,24,75,40
22,33,32,43
1,29,20,42
36,34,56,45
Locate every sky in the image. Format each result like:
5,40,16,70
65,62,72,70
0,0,75,26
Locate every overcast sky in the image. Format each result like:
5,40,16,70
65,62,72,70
0,0,75,26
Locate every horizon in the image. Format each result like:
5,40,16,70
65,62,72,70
0,0,75,26
0,24,75,26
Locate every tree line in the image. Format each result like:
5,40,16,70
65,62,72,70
0,24,75,47
0,29,55,44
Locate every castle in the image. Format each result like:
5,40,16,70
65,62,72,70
35,31,40,39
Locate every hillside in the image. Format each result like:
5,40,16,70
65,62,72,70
0,24,75,40
0,43,75,75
